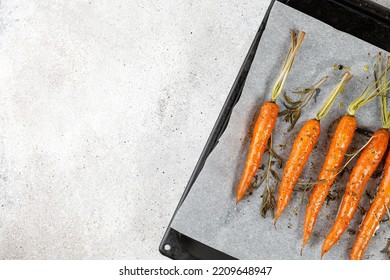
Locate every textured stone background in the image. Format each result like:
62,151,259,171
0,0,388,259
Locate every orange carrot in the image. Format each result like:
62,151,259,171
275,72,352,222
322,54,390,258
302,54,390,252
275,119,321,220
349,55,390,260
350,149,390,260
236,102,278,202
236,31,306,203
321,129,389,257
302,115,356,248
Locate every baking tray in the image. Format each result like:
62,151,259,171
159,0,390,260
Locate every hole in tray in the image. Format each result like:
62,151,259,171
164,244,171,251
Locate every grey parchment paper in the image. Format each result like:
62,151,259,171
171,2,389,260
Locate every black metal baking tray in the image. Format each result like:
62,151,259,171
159,0,390,260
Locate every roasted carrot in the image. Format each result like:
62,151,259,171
350,149,390,260
322,55,390,258
236,101,278,202
350,56,390,260
321,129,389,257
302,57,389,251
302,115,356,249
275,72,353,222
236,30,306,203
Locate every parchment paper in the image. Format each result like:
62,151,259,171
171,2,389,260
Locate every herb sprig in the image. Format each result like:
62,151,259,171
249,135,282,218
280,76,328,131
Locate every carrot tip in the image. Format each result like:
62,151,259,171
300,243,305,256
274,210,281,223
321,249,327,259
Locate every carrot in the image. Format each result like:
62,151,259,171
275,72,352,222
350,55,390,260
302,115,356,249
322,55,390,258
301,57,389,251
236,30,306,203
321,129,389,257
350,149,390,260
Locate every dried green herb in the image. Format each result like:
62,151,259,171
296,179,315,205
366,190,375,201
277,143,287,150
325,188,343,206
255,135,281,218
357,205,366,216
267,145,283,169
260,185,277,219
279,76,328,131
333,64,351,71
249,175,260,190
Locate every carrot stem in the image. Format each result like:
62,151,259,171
348,54,390,116
270,31,306,102
380,56,390,128
316,72,352,121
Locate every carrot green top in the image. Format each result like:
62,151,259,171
379,56,390,129
347,54,390,117
315,71,353,121
270,31,306,102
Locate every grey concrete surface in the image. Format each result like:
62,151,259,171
0,0,388,260
0,0,270,259
373,0,390,6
